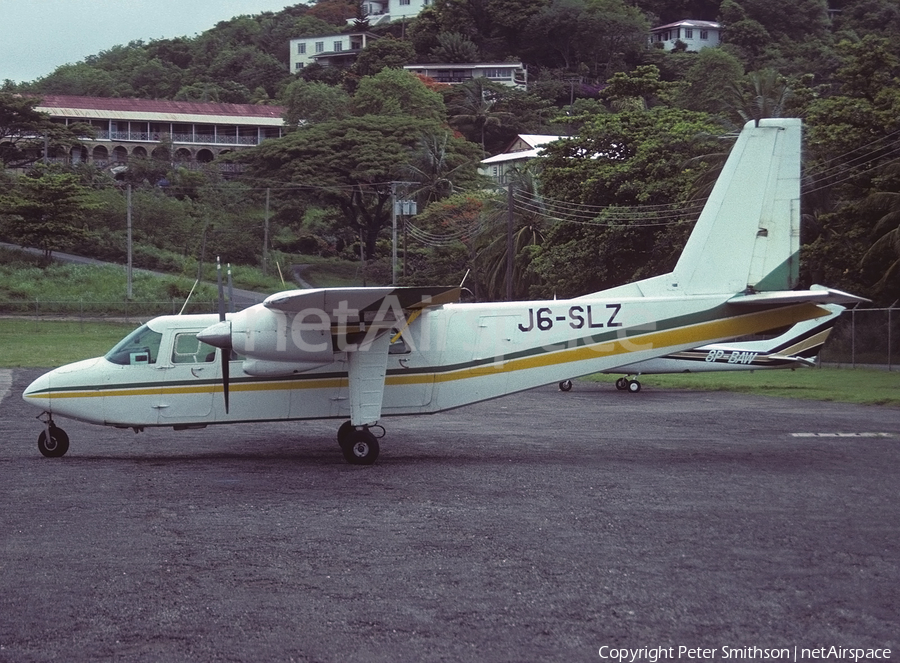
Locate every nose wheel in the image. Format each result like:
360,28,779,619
38,425,70,458
337,421,380,465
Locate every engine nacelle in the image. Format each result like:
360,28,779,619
231,305,336,364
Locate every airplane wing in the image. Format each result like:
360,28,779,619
199,286,462,428
263,286,461,314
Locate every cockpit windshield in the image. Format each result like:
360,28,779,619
104,324,163,366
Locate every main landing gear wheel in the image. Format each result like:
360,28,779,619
337,423,380,465
615,377,628,391
628,379,641,393
558,380,573,392
38,426,69,458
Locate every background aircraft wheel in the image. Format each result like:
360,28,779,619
38,426,70,458
340,428,380,465
628,379,641,393
559,380,573,392
615,377,628,391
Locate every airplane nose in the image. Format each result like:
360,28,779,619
23,371,52,412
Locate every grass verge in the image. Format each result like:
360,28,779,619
0,319,138,368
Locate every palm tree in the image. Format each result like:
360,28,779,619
861,164,900,291
402,131,482,205
727,69,792,127
447,78,515,151
472,166,546,300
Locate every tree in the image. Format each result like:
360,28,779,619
0,166,102,262
354,38,417,77
859,163,900,298
351,69,447,122
429,32,481,63
280,79,351,127
727,68,792,126
528,108,726,296
447,78,516,151
402,130,487,205
239,115,470,257
600,65,680,110
0,93,93,169
678,48,745,115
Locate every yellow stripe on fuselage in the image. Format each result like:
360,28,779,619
388,302,825,386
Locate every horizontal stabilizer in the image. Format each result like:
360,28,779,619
727,286,869,307
767,354,817,367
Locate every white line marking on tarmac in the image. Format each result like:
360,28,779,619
792,432,894,438
0,370,11,404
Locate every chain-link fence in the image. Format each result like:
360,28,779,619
819,307,898,369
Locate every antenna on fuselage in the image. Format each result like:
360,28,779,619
178,278,200,315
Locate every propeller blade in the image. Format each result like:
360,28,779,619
222,349,230,414
214,257,229,412
227,262,235,314
216,256,226,322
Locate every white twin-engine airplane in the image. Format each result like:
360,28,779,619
23,119,865,464
559,303,845,393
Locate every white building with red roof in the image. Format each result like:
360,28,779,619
32,95,285,168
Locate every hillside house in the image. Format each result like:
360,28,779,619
289,32,379,71
650,20,721,51
357,0,432,25
403,63,528,90
479,134,563,185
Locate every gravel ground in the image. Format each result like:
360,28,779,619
2,369,898,663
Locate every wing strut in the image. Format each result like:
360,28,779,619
347,330,391,427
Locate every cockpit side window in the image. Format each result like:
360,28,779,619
172,333,217,364
104,324,163,366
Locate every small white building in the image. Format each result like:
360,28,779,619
289,32,380,72
403,63,527,89
650,20,721,51
479,134,563,185
358,0,433,25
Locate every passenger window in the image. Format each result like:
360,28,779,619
171,333,217,364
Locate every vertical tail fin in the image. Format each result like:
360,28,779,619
592,119,802,300
672,118,802,295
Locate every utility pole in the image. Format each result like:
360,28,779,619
391,182,398,285
126,183,133,300
506,183,514,301
263,187,270,276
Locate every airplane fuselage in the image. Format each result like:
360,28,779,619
23,295,827,430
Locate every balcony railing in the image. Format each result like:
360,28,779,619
89,130,267,146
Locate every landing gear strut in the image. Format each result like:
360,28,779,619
337,421,380,465
37,416,69,458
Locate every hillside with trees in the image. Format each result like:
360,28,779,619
2,0,900,304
